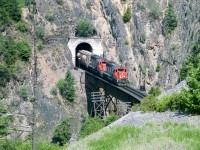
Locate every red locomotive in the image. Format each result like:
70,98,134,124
77,50,129,86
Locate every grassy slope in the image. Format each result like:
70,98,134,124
67,122,200,150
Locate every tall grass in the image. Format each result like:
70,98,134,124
67,122,200,150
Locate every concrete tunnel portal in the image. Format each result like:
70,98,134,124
67,37,104,67
75,42,93,67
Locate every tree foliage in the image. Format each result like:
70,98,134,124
57,71,76,102
52,118,72,146
123,7,131,23
75,19,96,37
148,86,161,97
0,0,21,27
0,105,13,136
162,4,177,35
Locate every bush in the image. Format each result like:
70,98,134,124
123,7,131,23
56,0,63,5
80,117,105,138
104,114,118,126
156,63,161,72
0,105,13,136
124,38,129,45
17,85,29,100
162,4,177,35
36,27,45,40
0,0,22,27
52,118,72,146
51,87,57,96
37,43,44,51
75,19,96,37
56,71,76,102
45,10,55,22
149,3,160,19
140,35,146,43
149,86,161,96
0,64,10,87
16,21,28,32
132,96,158,112
17,40,31,62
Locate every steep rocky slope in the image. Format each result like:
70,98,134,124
1,0,199,140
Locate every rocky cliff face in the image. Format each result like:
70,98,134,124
2,0,199,140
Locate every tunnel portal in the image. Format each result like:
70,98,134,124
75,43,93,67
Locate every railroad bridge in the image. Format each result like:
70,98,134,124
68,37,146,117
68,37,103,67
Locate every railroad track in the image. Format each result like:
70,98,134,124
123,86,147,101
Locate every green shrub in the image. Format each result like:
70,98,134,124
36,27,45,40
17,85,29,100
121,0,127,3
104,114,118,126
0,64,10,87
132,96,158,112
156,63,161,72
140,35,146,43
163,4,177,35
16,21,28,32
149,86,161,96
123,7,131,23
156,93,181,112
56,71,76,102
149,3,160,19
80,117,105,138
45,10,55,22
0,0,22,27
124,38,129,45
56,0,63,5
51,87,57,96
171,44,177,51
52,118,72,146
37,43,44,51
0,105,13,136
75,19,96,37
17,40,31,62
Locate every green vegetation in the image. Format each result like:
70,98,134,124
56,71,76,102
149,86,161,97
171,44,177,51
149,3,160,19
0,35,31,87
0,0,22,27
124,38,129,45
17,85,29,100
52,118,72,146
121,0,127,4
37,43,44,51
0,140,63,150
80,114,117,138
51,87,57,96
140,35,146,44
45,10,55,22
75,19,96,37
163,4,178,35
56,0,63,5
88,123,200,150
0,105,13,136
156,63,161,72
36,27,45,40
123,7,131,23
16,21,28,33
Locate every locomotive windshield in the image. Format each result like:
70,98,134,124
102,61,106,64
118,69,124,72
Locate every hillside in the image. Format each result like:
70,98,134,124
0,0,200,149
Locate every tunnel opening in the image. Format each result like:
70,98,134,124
75,42,93,67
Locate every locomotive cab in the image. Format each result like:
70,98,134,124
114,67,129,86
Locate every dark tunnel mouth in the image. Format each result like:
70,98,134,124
75,42,93,67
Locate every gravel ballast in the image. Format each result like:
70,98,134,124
108,111,200,127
